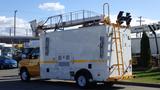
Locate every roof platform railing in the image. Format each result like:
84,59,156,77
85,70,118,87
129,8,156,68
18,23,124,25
37,10,103,31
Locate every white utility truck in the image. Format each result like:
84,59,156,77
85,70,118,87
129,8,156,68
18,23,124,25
19,6,133,88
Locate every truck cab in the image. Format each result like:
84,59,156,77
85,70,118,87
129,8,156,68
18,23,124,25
19,47,40,81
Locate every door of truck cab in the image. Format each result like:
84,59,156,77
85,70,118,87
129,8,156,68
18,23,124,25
28,48,40,77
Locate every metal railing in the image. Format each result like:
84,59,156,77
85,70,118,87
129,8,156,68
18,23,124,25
39,10,102,30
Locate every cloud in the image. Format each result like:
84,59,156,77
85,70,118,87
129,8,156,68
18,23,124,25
0,16,32,36
39,2,65,12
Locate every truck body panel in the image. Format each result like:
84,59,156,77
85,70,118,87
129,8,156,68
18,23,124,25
39,25,132,81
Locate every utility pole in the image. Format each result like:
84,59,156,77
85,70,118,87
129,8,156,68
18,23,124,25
14,10,17,37
137,16,145,26
136,16,145,37
9,28,11,36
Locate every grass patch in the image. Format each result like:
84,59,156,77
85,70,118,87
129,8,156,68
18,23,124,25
129,67,160,84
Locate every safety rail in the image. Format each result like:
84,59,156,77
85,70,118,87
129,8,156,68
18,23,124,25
38,10,103,30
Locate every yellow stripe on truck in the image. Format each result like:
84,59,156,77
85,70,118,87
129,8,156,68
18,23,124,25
72,60,100,63
40,60,107,64
40,60,57,64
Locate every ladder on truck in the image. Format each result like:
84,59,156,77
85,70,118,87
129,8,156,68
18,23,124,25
102,3,125,76
112,25,125,76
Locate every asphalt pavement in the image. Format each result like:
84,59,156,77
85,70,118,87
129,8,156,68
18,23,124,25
0,69,160,90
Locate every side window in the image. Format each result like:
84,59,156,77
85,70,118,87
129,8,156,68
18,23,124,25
100,36,104,58
45,37,49,56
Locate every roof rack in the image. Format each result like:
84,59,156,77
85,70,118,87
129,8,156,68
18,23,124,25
37,10,103,31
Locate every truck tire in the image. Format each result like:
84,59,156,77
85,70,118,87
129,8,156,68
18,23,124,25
20,69,30,81
76,74,91,88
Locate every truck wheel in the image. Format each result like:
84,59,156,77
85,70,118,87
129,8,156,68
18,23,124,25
20,69,30,81
76,74,90,88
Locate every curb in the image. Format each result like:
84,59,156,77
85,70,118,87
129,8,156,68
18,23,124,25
115,81,160,88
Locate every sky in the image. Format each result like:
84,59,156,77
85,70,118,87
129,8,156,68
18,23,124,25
0,0,160,36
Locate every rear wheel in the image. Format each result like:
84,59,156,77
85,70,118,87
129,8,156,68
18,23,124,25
20,69,30,81
76,74,91,88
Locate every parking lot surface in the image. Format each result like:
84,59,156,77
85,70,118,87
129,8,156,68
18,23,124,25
0,69,160,90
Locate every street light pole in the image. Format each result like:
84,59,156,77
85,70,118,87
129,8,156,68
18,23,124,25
14,10,17,37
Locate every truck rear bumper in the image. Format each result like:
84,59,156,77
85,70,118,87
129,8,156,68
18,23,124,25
107,75,134,81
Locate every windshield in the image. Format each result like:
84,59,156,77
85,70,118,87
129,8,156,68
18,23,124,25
22,48,33,54
30,48,39,55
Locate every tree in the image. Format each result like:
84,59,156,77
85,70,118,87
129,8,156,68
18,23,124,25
140,31,151,68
